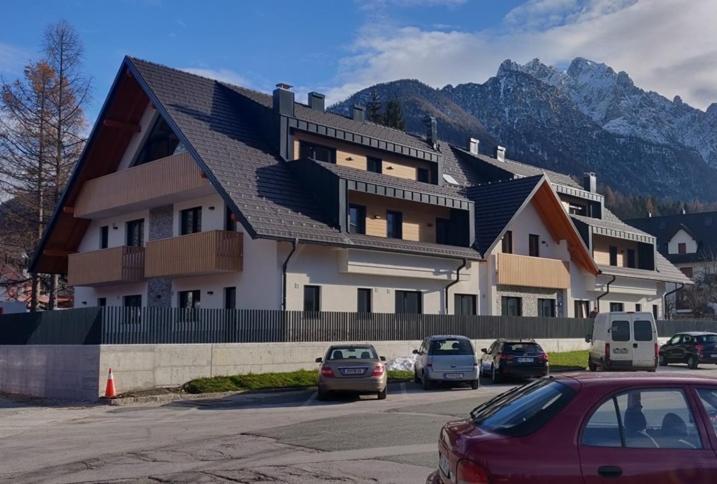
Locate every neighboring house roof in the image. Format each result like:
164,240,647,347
599,252,693,285
627,211,717,264
571,209,655,244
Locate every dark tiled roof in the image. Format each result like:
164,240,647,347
627,211,717,263
467,176,544,254
571,211,654,242
346,234,480,260
599,251,692,284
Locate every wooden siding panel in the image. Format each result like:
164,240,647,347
74,153,209,218
496,253,570,289
144,230,243,278
68,246,145,287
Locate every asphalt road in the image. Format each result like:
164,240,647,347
1,364,716,483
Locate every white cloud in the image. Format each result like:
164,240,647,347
327,0,717,110
180,67,251,88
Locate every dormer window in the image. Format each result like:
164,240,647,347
299,141,336,164
134,116,180,166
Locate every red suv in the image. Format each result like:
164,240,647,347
429,374,717,483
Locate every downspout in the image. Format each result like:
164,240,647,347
663,283,685,321
595,274,616,314
444,258,468,314
281,239,299,311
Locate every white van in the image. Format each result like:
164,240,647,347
586,312,658,371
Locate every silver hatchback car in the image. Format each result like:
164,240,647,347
413,335,479,390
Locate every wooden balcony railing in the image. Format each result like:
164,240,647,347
496,253,570,289
74,152,210,218
68,246,145,287
144,230,243,278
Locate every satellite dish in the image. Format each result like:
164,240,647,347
442,173,459,185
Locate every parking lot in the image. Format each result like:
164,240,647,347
1,364,716,484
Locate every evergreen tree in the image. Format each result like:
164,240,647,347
366,90,382,123
383,99,405,130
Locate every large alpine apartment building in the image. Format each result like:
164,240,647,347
30,57,691,318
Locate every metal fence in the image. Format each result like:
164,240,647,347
2,307,717,345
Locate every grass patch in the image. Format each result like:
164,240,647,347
184,368,415,394
549,350,588,371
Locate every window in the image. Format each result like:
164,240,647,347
611,320,630,341
502,296,522,316
357,288,372,313
367,156,382,173
529,234,540,257
299,141,336,163
348,204,366,234
471,379,575,437
429,338,474,356
678,242,687,254
681,267,693,278
634,320,653,341
97,297,107,307
626,249,636,268
417,167,430,183
582,389,702,449
304,285,321,312
502,230,513,254
123,295,142,307
134,116,180,166
396,290,422,314
327,346,377,360
126,219,144,247
179,290,201,309
225,206,237,231
574,300,590,318
455,294,477,316
180,207,202,235
635,303,642,312
436,218,450,245
697,389,717,437
609,246,618,266
100,226,109,249
538,298,556,317
386,210,403,239
610,302,624,312
224,287,236,310
666,334,683,346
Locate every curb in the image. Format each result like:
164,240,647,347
101,390,248,406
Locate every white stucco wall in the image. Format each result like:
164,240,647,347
668,229,698,255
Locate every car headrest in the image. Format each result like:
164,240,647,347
624,407,647,433
661,412,687,437
361,351,371,359
332,350,344,360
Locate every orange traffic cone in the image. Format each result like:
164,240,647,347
104,368,117,399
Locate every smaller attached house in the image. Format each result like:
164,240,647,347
629,211,717,315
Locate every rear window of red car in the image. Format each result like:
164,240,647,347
470,379,575,437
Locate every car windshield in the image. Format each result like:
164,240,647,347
697,335,717,344
429,338,474,355
503,343,542,355
327,347,377,360
470,379,575,437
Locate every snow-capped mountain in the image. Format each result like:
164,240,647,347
331,57,717,201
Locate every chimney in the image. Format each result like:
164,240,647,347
468,138,480,155
308,92,325,111
352,105,365,122
496,145,506,162
273,83,294,117
425,115,437,149
582,172,597,193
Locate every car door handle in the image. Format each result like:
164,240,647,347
633,343,638,348
598,466,623,478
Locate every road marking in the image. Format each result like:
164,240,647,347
301,391,317,407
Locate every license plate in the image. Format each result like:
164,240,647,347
439,453,451,478
341,368,365,375
445,373,463,379
518,357,534,363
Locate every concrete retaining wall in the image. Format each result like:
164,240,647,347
1,338,590,401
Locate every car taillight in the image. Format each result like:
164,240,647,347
605,343,610,363
372,363,385,377
696,344,704,356
457,459,489,484
321,367,335,377
499,353,513,361
538,352,549,362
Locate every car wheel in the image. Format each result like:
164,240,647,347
588,360,597,372
470,380,479,390
658,354,667,366
377,388,387,400
688,356,699,369
491,365,501,384
317,387,330,401
422,372,432,390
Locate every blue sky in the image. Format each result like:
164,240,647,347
1,0,715,123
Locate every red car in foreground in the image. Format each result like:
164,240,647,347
429,373,717,484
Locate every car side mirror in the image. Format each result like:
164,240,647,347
315,357,323,363
584,335,591,343
480,348,487,354
380,356,386,361
412,349,418,355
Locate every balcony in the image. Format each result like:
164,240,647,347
145,230,243,278
68,246,145,287
495,253,570,289
74,152,212,219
